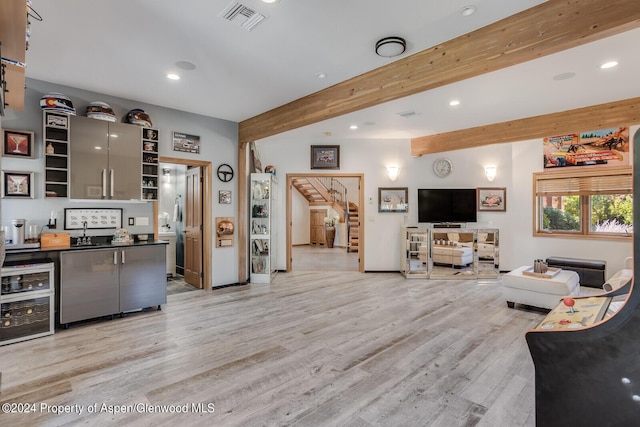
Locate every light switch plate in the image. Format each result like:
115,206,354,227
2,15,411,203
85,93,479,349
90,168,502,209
128,217,134,226
135,217,149,226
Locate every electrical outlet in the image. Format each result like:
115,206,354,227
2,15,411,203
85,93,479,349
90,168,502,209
128,217,134,226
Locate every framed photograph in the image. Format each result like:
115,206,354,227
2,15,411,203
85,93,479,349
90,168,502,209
2,129,34,158
143,128,158,141
2,171,34,198
172,131,200,154
219,190,232,204
477,187,506,211
311,145,340,169
378,187,408,213
45,112,68,128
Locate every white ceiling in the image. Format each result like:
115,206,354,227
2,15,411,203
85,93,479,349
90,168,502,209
25,0,640,143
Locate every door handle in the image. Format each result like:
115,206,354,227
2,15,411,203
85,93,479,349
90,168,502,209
110,169,114,198
113,251,118,265
121,250,125,264
102,169,107,198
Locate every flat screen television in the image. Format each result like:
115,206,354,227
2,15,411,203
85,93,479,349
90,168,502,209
417,188,477,223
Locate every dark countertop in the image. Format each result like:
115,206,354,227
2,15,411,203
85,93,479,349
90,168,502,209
5,239,168,255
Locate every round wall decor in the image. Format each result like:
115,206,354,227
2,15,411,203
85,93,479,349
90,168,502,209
217,164,234,182
433,158,453,177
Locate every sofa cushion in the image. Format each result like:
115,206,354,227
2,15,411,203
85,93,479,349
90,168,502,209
546,256,606,288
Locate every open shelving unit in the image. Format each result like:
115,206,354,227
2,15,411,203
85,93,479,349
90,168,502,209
141,128,159,200
43,111,70,198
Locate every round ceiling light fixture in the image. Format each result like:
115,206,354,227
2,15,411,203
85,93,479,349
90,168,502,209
375,36,406,58
459,6,477,17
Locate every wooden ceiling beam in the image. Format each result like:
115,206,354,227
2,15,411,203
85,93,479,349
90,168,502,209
410,97,640,156
238,0,640,145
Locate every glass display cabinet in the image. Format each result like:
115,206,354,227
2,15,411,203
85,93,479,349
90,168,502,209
250,173,276,283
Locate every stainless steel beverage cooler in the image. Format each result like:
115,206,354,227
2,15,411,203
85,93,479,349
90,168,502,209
1,259,55,345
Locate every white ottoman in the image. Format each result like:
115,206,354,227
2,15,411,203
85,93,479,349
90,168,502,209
432,245,473,266
502,266,580,310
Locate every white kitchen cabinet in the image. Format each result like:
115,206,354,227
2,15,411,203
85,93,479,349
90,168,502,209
159,231,176,277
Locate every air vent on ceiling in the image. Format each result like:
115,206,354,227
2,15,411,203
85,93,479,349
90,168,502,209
219,1,266,31
396,110,419,118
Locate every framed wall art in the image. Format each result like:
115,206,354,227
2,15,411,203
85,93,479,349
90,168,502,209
2,129,34,158
2,171,34,198
311,145,340,169
172,131,200,154
219,190,232,204
378,187,408,213
477,187,506,212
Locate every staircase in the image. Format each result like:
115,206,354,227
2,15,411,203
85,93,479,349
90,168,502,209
291,177,359,253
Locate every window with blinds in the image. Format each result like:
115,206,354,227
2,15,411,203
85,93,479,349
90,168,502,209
533,166,633,238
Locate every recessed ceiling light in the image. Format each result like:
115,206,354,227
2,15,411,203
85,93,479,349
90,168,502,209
167,73,181,80
553,72,576,81
350,125,358,130
449,100,460,106
175,61,196,71
459,6,476,16
316,72,327,79
601,61,619,69
261,0,280,3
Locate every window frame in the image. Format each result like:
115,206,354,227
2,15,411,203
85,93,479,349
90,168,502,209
533,165,632,240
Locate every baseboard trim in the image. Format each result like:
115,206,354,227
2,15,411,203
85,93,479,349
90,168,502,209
212,282,246,290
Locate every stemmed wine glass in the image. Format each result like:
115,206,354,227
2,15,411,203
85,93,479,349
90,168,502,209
8,175,27,194
9,134,26,154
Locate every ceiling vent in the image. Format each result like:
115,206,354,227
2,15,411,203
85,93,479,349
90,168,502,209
219,1,266,31
396,110,419,118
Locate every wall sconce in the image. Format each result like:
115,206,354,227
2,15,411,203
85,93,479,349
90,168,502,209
386,165,399,181
162,168,171,183
484,165,497,182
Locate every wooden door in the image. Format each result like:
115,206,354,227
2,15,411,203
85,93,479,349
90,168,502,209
310,209,327,246
184,167,203,288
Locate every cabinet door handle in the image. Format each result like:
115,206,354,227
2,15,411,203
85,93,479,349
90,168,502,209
113,251,118,265
110,169,114,198
121,250,125,264
102,169,107,198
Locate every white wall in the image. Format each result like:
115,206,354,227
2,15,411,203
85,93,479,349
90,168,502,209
259,129,635,278
1,79,239,287
291,189,310,245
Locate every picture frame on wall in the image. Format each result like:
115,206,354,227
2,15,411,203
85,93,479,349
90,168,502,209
311,145,340,169
2,129,34,158
1,171,34,198
219,190,232,204
172,131,200,154
477,187,506,212
378,187,408,213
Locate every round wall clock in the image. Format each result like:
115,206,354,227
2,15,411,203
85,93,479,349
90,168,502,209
433,158,453,177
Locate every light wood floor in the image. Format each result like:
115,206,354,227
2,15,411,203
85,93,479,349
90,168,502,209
0,271,543,426
292,244,359,271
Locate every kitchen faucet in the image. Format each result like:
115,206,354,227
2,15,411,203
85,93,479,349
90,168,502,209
78,221,91,245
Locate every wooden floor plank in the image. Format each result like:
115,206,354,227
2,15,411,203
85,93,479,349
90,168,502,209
0,271,542,426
